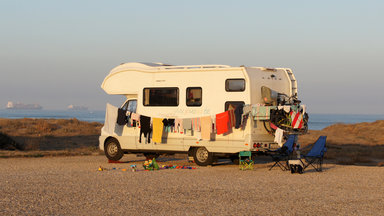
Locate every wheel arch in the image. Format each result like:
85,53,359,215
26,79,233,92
104,136,119,147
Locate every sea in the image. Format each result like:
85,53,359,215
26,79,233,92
0,109,383,131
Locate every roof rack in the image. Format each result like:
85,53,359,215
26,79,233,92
160,65,231,70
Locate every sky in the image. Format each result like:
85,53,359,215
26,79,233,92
0,0,383,114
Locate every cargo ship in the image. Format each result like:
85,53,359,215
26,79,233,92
6,101,43,110
67,105,88,111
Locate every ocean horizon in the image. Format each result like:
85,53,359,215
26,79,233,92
0,109,383,131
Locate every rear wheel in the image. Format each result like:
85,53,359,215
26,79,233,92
104,138,124,161
193,147,213,166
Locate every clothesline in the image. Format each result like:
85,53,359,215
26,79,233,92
106,103,306,144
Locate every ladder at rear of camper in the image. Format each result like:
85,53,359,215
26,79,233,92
285,69,298,97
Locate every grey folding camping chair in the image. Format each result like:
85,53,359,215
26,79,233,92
269,134,297,171
299,136,327,172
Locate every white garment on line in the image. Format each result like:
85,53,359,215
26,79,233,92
103,103,118,135
274,127,284,147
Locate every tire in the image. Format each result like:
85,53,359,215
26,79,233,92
193,147,213,166
104,138,124,161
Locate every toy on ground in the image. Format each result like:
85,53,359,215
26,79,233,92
130,165,137,172
239,151,254,171
143,158,159,171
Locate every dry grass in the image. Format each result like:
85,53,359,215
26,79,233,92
0,118,102,151
0,118,102,137
298,120,384,166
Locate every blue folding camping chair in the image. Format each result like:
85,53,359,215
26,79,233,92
299,136,327,172
269,134,297,171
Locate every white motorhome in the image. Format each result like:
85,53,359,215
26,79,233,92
99,62,307,165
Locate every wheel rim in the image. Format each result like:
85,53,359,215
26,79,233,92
107,142,118,156
196,148,209,162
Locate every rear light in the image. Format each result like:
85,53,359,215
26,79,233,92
253,143,262,148
264,144,268,148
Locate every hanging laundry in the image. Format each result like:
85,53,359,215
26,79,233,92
227,104,236,128
131,113,140,127
168,119,175,132
290,111,303,129
174,118,183,133
243,105,252,115
274,128,284,147
103,103,118,134
216,111,230,135
116,108,127,125
200,116,212,140
301,105,306,115
252,105,271,120
234,104,244,129
139,115,151,143
162,119,175,133
152,118,164,143
183,118,192,130
277,105,291,113
192,118,201,132
211,115,216,133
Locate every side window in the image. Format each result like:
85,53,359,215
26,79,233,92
225,101,245,111
186,87,202,106
225,79,245,92
143,88,179,106
122,99,137,113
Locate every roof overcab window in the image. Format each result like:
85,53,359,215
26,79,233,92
226,79,245,92
143,88,179,106
186,87,202,106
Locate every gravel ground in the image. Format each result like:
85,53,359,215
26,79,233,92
1,155,383,216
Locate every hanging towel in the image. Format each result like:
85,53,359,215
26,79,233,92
216,111,230,135
139,115,151,143
174,118,183,133
103,103,118,134
252,105,270,120
152,118,164,143
274,128,284,147
183,118,192,130
192,118,201,132
200,116,212,140
227,104,236,128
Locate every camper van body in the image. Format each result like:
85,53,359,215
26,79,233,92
99,62,299,163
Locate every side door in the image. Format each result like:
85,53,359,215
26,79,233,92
119,99,138,149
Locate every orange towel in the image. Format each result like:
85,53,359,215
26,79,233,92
216,111,229,135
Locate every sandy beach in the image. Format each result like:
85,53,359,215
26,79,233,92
1,119,384,215
1,154,383,215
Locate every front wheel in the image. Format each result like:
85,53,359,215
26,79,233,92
193,147,213,166
104,138,124,161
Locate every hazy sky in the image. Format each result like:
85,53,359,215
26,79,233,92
1,1,383,114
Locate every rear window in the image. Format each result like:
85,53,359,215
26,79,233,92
226,79,245,92
143,88,179,106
